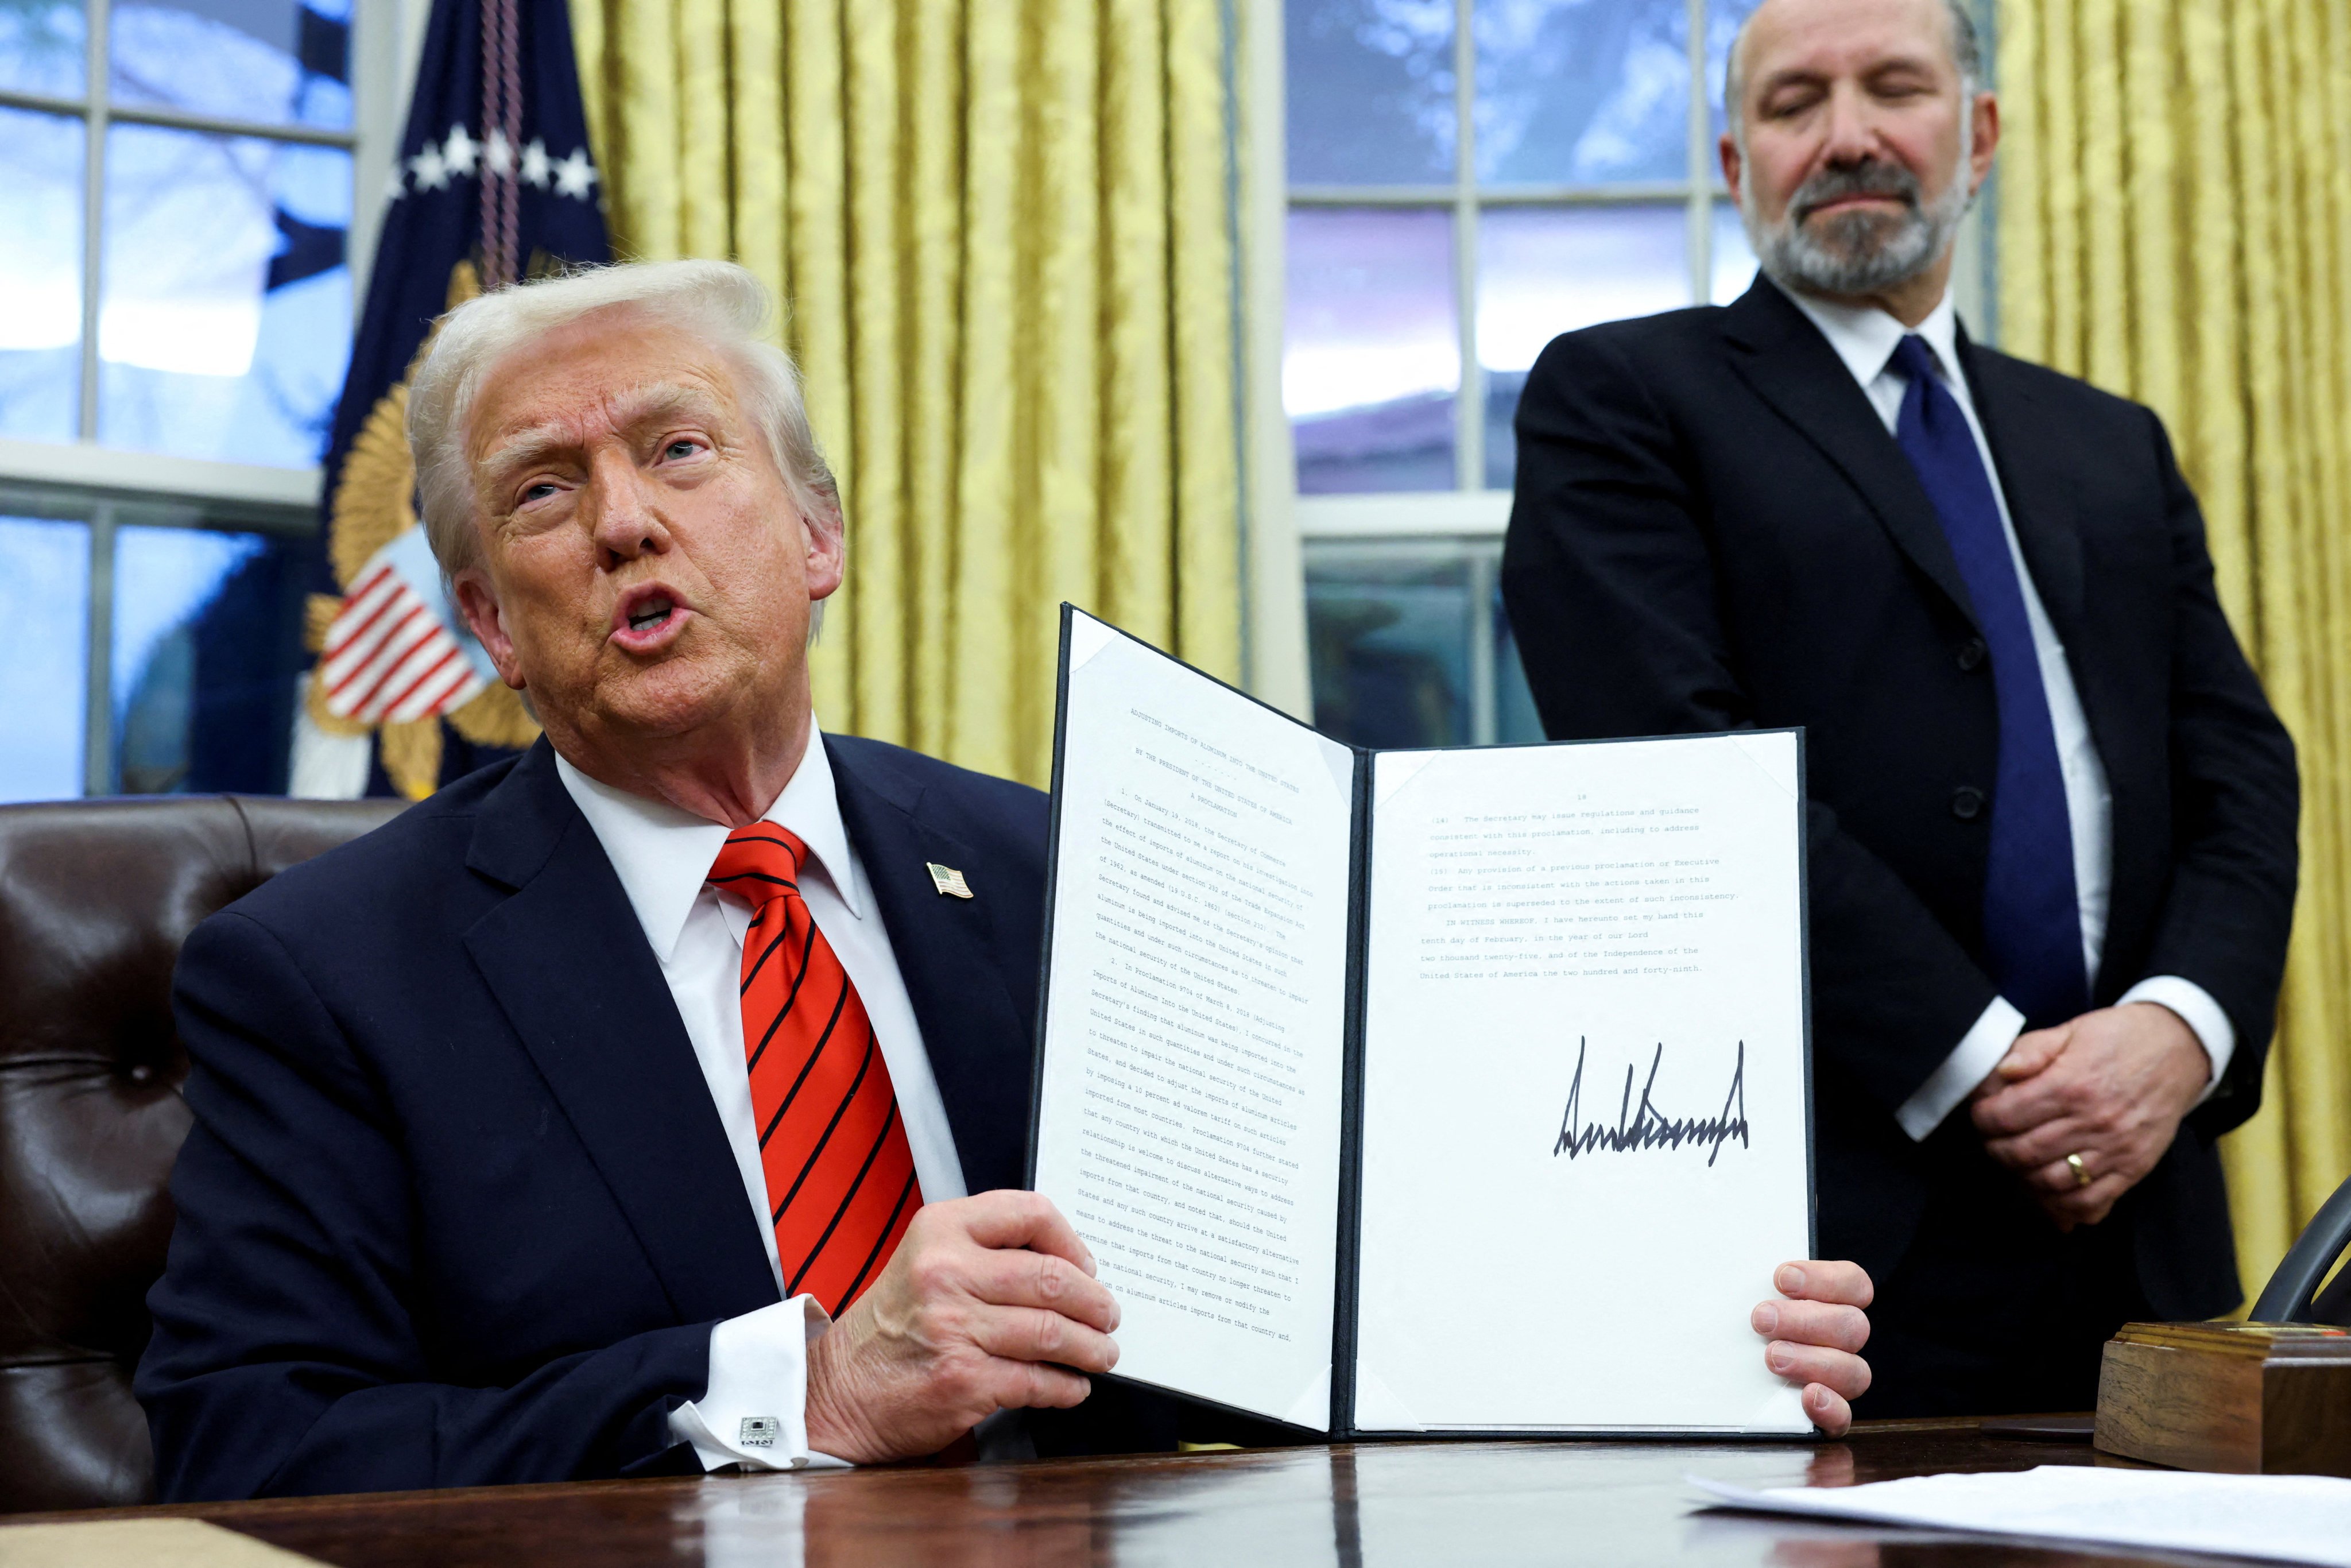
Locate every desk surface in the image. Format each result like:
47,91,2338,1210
9,1420,2254,1567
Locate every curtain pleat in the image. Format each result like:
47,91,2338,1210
843,0,905,741
568,0,1241,787
901,3,963,761
2001,0,2351,1299
952,4,1022,779
1167,0,1242,682
1031,0,1105,765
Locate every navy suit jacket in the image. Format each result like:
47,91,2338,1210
137,734,1181,1500
1501,279,2298,1325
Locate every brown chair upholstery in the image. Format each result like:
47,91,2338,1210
0,795,405,1514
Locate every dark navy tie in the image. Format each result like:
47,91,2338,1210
1889,333,2088,1028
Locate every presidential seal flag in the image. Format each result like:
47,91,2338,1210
297,0,606,800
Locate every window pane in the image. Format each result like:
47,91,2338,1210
1286,0,1455,185
1288,207,1458,494
1713,199,1760,303
0,109,84,444
111,0,353,131
1306,547,1473,749
1478,204,1690,489
1,0,86,95
99,125,354,467
113,522,304,793
1708,0,1765,140
1475,0,1688,186
0,516,91,803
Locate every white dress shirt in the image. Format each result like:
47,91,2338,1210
1776,282,2234,1139
555,721,967,1471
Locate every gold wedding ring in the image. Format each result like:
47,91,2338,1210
2066,1151,2092,1188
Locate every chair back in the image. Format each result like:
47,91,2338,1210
0,795,404,1513
2249,1170,2351,1327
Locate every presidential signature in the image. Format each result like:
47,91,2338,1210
1552,1037,1750,1167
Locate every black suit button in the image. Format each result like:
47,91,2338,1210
1957,637,1988,671
1951,785,1986,821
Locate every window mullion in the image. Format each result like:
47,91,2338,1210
347,0,404,318
1685,0,1711,305
104,100,358,146
78,0,109,444
0,85,92,115
1291,181,1691,206
82,502,116,794
1453,0,1480,492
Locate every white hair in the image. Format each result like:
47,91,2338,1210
1724,0,1983,147
406,259,843,605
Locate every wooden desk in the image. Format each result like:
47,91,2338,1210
6,1421,2245,1566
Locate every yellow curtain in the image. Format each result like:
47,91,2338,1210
1998,0,2351,1300
564,0,1245,787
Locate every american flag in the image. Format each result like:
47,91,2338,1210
305,0,605,793
319,529,493,725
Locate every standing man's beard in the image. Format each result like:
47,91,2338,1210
1740,131,1974,297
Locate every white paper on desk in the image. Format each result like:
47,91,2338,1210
1032,612,1353,1428
1691,1466,2351,1567
1351,733,1810,1432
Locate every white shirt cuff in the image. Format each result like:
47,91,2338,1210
1897,996,2025,1141
2117,975,2236,1104
667,1296,853,1472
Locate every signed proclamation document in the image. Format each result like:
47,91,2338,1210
1027,608,1812,1436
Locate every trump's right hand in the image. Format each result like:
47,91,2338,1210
803,1190,1120,1462
1752,1260,1873,1435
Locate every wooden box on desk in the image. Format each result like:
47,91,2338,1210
2094,1322,2351,1476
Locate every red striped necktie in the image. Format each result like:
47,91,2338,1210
707,823,921,1315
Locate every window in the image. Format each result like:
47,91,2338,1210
0,491,314,797
1283,0,1761,748
1,0,366,462
0,0,397,802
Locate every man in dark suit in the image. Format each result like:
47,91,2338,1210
139,258,1877,1498
1501,0,2298,1417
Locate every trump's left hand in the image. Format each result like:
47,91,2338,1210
1970,1002,2210,1229
1752,1260,1873,1435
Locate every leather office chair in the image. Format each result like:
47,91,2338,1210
2250,1170,2351,1327
0,795,404,1514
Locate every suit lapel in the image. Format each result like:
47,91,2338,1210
462,742,778,1326
1721,278,1980,630
826,738,1035,1198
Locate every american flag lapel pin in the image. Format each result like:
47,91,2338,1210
926,862,974,899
